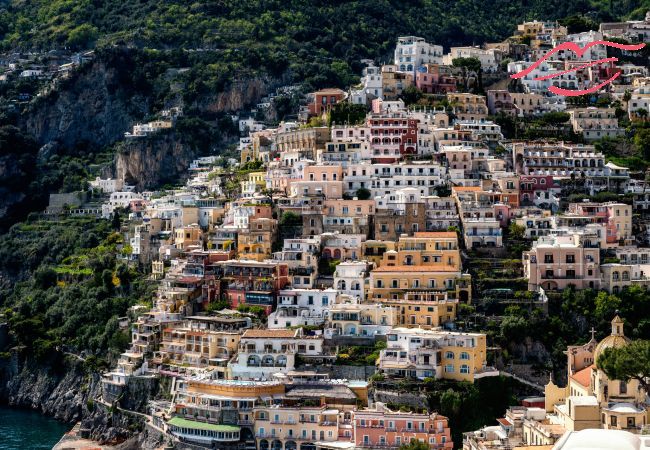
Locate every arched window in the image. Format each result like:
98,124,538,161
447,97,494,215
445,351,455,359
460,352,470,360
460,364,470,374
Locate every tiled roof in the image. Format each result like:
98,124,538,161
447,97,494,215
242,329,298,338
570,364,594,388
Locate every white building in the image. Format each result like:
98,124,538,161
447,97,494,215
394,36,443,75
228,328,324,380
333,260,373,301
349,63,383,104
444,47,500,72
324,294,397,338
267,288,337,329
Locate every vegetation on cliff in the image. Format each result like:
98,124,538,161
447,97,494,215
0,216,153,364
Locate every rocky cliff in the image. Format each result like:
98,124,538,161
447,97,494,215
114,131,200,190
20,60,146,149
0,352,150,446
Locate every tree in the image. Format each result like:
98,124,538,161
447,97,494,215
452,57,482,73
399,439,430,450
111,210,121,231
328,102,367,126
399,86,423,106
355,187,371,200
634,128,650,160
507,223,526,240
597,340,650,392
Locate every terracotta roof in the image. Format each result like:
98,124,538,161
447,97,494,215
452,186,481,191
243,329,298,338
372,265,460,272
497,417,512,427
570,364,594,388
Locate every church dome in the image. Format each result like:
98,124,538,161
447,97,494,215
594,315,630,362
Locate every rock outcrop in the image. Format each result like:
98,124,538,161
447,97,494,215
114,132,199,191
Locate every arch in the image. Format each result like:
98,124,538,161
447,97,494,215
333,248,342,259
262,355,275,367
301,444,317,450
260,440,269,450
286,441,297,450
271,440,283,450
407,64,413,72
276,355,287,367
622,271,629,281
337,280,347,290
247,355,261,367
322,248,332,259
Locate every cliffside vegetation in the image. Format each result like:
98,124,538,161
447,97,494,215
0,216,154,366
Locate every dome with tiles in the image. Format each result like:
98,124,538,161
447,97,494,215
594,315,630,362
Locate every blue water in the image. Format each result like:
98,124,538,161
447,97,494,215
0,405,69,449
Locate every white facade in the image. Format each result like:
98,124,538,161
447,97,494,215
333,260,373,301
394,36,443,75
267,288,337,329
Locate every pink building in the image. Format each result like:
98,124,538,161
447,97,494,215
368,113,418,163
416,64,457,94
304,165,344,182
353,402,453,449
523,233,601,291
519,175,555,205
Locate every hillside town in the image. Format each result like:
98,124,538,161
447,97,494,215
44,14,650,450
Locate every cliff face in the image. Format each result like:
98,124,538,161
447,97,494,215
114,132,199,190
0,352,150,446
0,354,95,423
202,77,274,113
19,61,147,149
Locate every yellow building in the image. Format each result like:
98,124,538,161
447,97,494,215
174,225,203,251
237,217,278,261
446,93,488,121
544,316,649,433
368,232,471,302
154,326,241,377
361,240,397,267
377,291,458,329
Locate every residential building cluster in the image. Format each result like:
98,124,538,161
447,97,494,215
85,16,650,450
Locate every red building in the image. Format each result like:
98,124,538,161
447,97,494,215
368,113,418,163
308,88,346,116
519,175,555,205
217,260,289,314
416,64,458,94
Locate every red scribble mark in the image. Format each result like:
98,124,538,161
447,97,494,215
511,40,646,96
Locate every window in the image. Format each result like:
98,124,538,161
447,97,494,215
460,352,470,360
460,364,470,374
566,255,575,263
445,351,455,359
610,415,617,427
544,254,554,263
445,364,454,373
620,381,627,394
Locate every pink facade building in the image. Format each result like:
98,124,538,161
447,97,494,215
353,403,453,449
416,64,457,94
368,113,418,163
